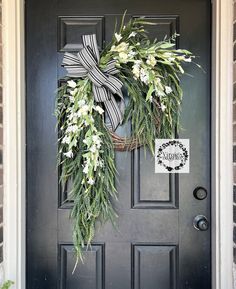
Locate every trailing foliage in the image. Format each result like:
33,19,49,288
56,79,117,262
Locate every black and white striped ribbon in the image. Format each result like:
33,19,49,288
62,34,124,131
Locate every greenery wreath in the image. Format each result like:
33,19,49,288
56,13,196,262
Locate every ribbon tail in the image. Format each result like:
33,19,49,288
119,97,125,116
92,85,110,102
104,74,123,96
104,93,123,131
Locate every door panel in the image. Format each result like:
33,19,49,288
26,1,211,288
132,245,177,289
60,244,104,289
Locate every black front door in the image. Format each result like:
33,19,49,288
26,1,211,288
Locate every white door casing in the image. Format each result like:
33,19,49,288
3,0,26,288
2,0,233,288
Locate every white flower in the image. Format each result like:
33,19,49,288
62,135,70,144
134,60,142,65
146,55,157,67
83,165,89,174
140,68,149,84
64,150,73,158
98,160,104,167
110,45,116,52
88,178,95,185
163,52,172,58
128,31,137,38
132,64,140,79
95,105,104,114
156,90,166,97
115,33,122,42
67,125,78,133
79,104,89,116
92,135,99,141
70,88,78,96
83,120,89,126
92,135,101,145
67,80,77,88
83,138,89,145
161,103,166,111
119,52,128,63
128,50,136,58
111,42,129,53
184,57,192,62
165,86,172,94
90,145,97,153
177,56,185,61
168,57,175,62
78,99,86,107
118,42,128,52
69,95,75,103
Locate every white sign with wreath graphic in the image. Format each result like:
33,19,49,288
155,139,190,173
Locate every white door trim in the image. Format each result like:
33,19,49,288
2,0,233,288
3,0,26,288
211,0,233,288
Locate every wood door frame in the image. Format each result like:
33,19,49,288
2,0,233,288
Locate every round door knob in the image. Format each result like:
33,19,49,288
193,187,207,200
193,215,209,231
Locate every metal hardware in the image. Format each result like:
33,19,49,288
193,187,207,200
193,215,209,231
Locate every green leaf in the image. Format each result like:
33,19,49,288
0,281,14,289
146,84,154,101
158,42,176,49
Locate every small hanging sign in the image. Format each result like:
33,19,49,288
155,139,190,173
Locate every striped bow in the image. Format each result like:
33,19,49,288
62,34,125,131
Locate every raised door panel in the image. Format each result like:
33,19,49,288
132,244,177,289
59,244,105,289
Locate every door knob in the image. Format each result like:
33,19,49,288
193,215,209,231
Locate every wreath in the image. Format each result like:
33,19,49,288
56,14,196,262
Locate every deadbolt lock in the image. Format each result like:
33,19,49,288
193,187,207,200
